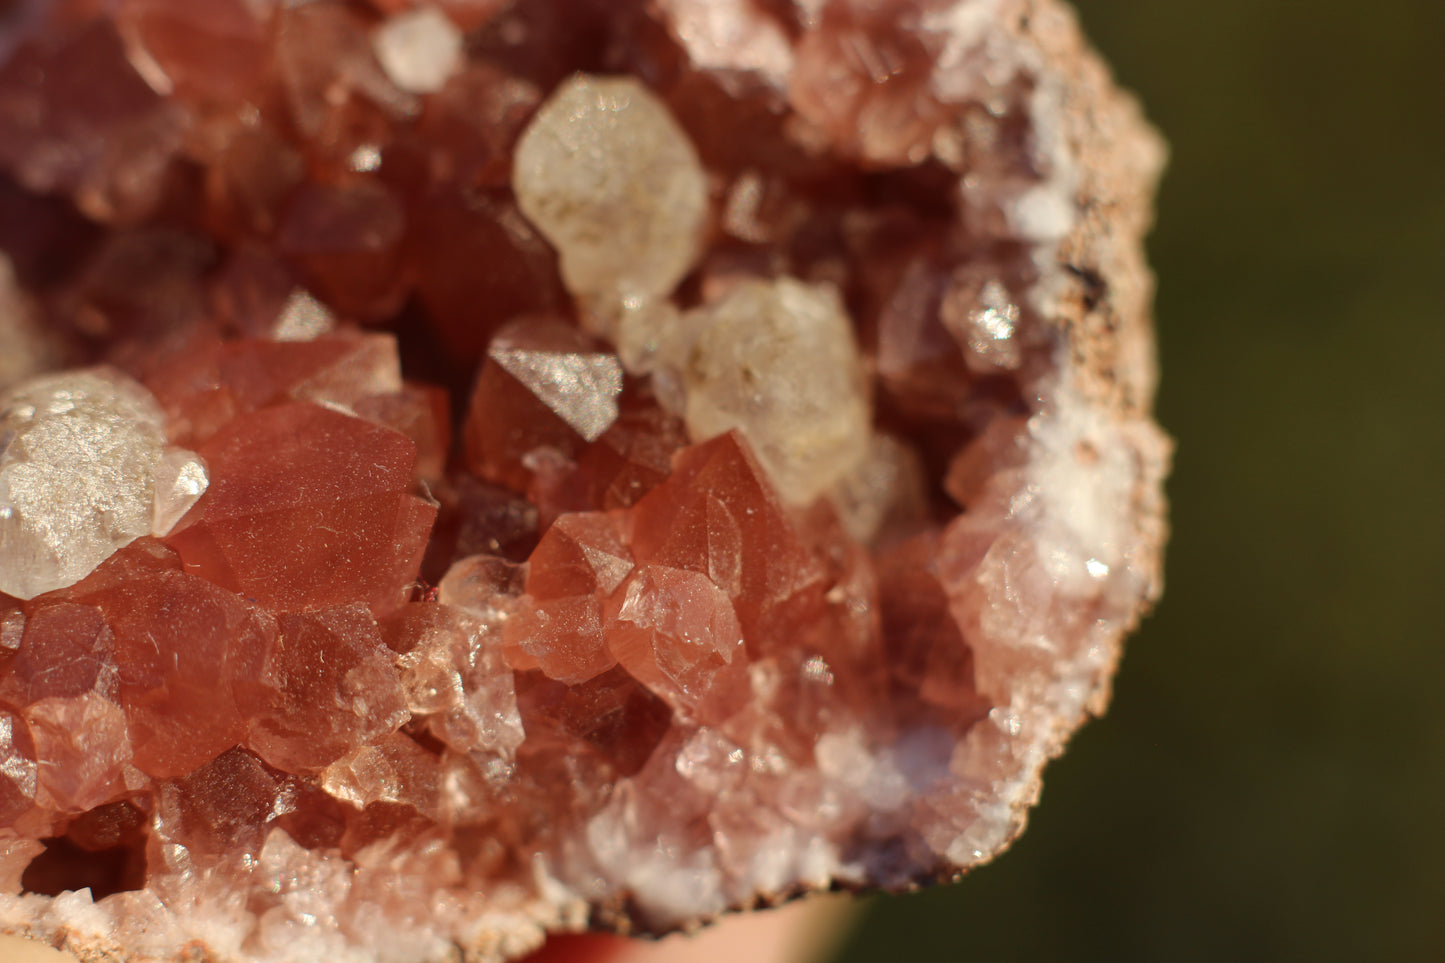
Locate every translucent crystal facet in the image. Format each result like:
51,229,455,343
164,402,433,614
0,371,207,600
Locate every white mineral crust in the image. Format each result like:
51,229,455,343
0,369,208,600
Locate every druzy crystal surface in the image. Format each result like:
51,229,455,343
0,1,1169,961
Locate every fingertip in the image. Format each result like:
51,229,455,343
522,895,856,963
0,934,79,963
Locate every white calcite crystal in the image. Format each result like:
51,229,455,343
675,278,872,505
372,6,464,95
513,74,709,319
0,369,207,599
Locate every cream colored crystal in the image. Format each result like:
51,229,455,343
831,432,928,545
513,74,708,319
372,7,464,96
677,277,871,505
0,369,208,599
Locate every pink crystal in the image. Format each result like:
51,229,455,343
463,317,624,493
277,181,412,323
626,433,823,639
164,403,435,613
0,17,184,223
75,548,267,779
239,605,407,775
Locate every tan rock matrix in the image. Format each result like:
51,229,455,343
0,1,1168,961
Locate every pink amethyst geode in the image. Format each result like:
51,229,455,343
0,0,1169,960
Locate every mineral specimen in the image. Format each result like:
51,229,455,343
0,0,1169,961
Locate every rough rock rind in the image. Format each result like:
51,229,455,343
933,0,1171,862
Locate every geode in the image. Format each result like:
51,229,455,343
0,1,1169,961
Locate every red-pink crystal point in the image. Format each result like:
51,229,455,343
411,62,541,188
236,604,407,775
115,0,271,105
408,192,569,364
515,665,673,781
277,181,412,323
165,402,435,613
627,432,823,640
156,747,285,864
504,513,632,685
272,2,414,165
569,402,689,513
69,543,269,779
1,593,141,819
353,383,451,483
0,706,39,830
607,565,749,726
138,330,401,444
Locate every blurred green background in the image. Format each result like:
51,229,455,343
835,0,1445,960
